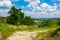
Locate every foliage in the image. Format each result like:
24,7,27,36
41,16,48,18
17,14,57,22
23,16,34,25
38,18,60,27
7,7,24,25
7,6,34,25
56,18,60,26
0,17,6,23
33,28,60,40
7,6,24,25
38,19,54,27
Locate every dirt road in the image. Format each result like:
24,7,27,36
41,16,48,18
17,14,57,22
7,30,48,40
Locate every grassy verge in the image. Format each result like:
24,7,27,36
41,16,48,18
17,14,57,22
32,29,60,40
0,23,15,39
15,25,60,31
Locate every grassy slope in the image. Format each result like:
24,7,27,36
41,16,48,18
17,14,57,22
0,23,15,39
0,23,60,40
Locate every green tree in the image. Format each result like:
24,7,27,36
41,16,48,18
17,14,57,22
56,18,60,26
7,6,24,25
7,6,34,25
23,16,34,25
39,19,54,27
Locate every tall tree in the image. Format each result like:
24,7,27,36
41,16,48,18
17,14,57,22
7,6,24,25
7,6,34,25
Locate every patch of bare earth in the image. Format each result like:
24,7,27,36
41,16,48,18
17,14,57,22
0,32,3,40
7,30,48,40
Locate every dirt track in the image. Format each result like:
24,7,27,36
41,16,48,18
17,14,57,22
7,30,48,40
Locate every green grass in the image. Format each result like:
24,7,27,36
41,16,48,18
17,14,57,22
15,25,60,32
0,23,15,39
0,23,60,40
32,29,60,40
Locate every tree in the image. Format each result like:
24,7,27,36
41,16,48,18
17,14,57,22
7,6,34,25
7,6,24,25
56,18,60,26
23,16,34,25
39,19,54,27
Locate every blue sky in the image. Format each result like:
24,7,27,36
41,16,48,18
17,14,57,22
0,0,60,18
12,0,58,8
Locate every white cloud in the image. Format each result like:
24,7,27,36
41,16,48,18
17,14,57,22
27,0,40,7
0,0,13,8
24,0,33,2
23,0,60,18
0,0,13,17
0,0,20,17
40,3,57,11
0,9,9,17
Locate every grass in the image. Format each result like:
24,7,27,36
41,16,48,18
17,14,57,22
32,29,60,40
14,25,60,32
0,23,15,39
0,23,60,40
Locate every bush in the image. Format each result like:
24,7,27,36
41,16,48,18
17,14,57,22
23,16,34,26
38,19,55,27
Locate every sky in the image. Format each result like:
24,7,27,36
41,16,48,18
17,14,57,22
0,0,60,18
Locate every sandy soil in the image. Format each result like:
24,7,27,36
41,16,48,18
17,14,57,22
7,30,48,40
